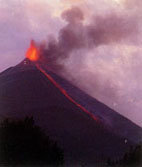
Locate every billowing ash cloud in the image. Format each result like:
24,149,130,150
38,5,142,126
39,6,138,68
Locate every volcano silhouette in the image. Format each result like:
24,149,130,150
0,59,142,165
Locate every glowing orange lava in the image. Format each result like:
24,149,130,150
36,64,99,122
26,40,39,61
25,40,99,123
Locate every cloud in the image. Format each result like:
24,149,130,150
124,0,142,8
39,6,139,69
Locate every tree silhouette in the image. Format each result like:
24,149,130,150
0,117,64,166
106,144,142,167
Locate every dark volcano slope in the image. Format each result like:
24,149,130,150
0,61,135,164
47,71,142,143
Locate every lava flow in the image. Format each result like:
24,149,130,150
26,40,99,122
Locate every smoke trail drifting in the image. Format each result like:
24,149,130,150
39,6,138,70
37,5,142,126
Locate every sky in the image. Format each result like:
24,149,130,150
0,0,142,126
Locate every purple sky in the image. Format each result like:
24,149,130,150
0,0,142,126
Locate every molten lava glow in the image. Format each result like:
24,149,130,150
25,40,99,122
36,64,99,122
26,40,39,61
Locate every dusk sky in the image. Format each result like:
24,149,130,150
0,0,142,126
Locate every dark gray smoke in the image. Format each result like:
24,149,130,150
39,6,138,69
38,6,141,126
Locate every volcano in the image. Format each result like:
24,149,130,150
0,58,142,165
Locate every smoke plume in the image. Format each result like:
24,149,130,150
38,5,142,126
39,6,138,68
